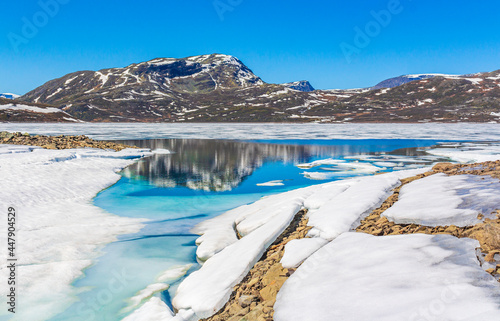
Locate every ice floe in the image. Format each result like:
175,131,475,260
428,143,500,163
256,180,284,186
383,173,500,226
274,233,500,321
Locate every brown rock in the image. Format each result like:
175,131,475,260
259,281,285,302
246,278,260,289
228,303,243,315
238,295,256,308
261,264,283,286
432,162,454,172
240,306,264,321
485,250,500,263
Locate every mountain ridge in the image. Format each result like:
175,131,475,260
13,54,500,123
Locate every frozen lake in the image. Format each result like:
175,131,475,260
2,122,500,141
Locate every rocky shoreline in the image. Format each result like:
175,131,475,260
203,210,311,321
0,131,134,151
204,160,500,321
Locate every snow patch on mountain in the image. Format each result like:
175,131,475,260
0,93,20,99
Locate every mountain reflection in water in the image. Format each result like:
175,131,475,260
114,139,440,192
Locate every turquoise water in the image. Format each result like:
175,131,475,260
50,139,447,321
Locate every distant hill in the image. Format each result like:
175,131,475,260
372,74,449,89
308,71,500,122
0,97,79,122
282,80,315,92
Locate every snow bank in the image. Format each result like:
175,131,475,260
172,187,315,319
280,238,328,268
274,233,500,321
302,183,350,209
306,174,400,240
0,144,151,321
0,103,66,114
383,173,500,226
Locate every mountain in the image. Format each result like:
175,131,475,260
0,97,79,122
372,74,445,89
0,93,20,99
20,54,338,122
371,73,487,89
17,54,500,123
282,80,315,92
306,70,500,122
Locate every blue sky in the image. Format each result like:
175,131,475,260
1,0,500,94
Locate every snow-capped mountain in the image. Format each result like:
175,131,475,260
282,80,315,92
0,97,79,122
0,93,20,99
305,70,500,122
20,54,338,122
373,74,452,89
371,73,488,89
17,54,500,123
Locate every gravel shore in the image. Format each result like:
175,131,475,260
0,131,135,151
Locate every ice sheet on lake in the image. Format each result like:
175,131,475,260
125,283,170,313
0,144,151,321
122,297,175,321
428,143,500,163
274,233,500,321
383,173,500,226
3,123,500,141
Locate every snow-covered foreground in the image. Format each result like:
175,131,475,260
3,123,500,141
383,173,500,226
274,233,500,321
0,145,152,321
128,142,500,321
